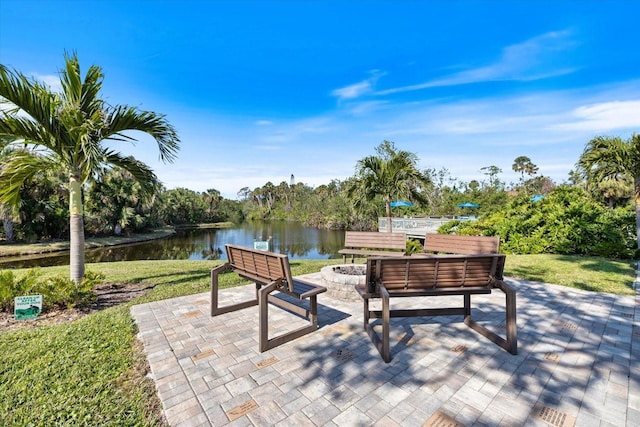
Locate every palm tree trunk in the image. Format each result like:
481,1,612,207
385,200,392,232
635,178,640,250
635,194,640,251
69,174,85,284
1,204,15,242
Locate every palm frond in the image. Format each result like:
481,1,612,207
60,51,83,106
104,106,180,163
0,150,58,208
0,115,56,146
103,151,160,197
0,64,59,137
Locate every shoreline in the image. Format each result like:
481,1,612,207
0,222,236,259
0,227,177,258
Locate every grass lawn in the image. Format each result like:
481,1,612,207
0,255,636,425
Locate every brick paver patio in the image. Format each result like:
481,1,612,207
131,273,639,426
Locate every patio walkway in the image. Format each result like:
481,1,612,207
131,273,639,426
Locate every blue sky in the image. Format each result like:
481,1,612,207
1,0,639,199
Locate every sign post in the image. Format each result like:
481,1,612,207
14,295,43,321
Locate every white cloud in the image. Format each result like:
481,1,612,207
331,70,387,101
331,80,372,100
124,77,640,200
551,100,640,132
343,100,390,116
31,73,62,93
377,30,577,96
259,117,334,144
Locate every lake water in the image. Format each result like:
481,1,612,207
0,222,347,269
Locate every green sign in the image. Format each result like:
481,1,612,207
14,295,43,321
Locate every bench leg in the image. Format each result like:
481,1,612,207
382,289,390,362
211,263,258,316
309,295,318,328
362,287,391,363
258,282,321,352
464,282,518,355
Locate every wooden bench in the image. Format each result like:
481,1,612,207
355,254,517,362
422,233,500,255
211,244,327,352
339,231,407,263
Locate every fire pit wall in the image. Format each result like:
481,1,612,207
320,264,366,302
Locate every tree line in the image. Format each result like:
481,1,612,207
2,137,637,256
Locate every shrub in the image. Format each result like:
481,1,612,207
0,270,103,313
450,186,636,258
405,238,423,255
0,269,41,312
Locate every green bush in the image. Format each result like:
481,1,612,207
0,269,41,312
448,186,636,258
0,270,103,312
405,238,423,255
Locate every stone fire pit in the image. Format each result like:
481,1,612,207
320,264,366,302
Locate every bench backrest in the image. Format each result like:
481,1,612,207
366,254,506,291
225,244,295,292
344,231,407,250
424,234,499,255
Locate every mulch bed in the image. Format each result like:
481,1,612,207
0,282,153,333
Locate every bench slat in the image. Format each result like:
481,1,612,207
344,231,407,249
340,231,407,262
372,255,501,291
423,234,499,255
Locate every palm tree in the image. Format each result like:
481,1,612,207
0,138,17,242
349,140,431,232
0,52,180,283
85,165,154,235
202,188,222,222
578,134,640,249
512,156,539,181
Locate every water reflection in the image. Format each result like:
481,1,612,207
0,222,346,269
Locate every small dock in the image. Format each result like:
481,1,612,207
378,216,476,239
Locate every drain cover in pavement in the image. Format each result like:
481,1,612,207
331,348,357,362
554,321,578,331
533,404,576,427
450,344,468,354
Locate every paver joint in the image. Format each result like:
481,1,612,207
131,274,639,426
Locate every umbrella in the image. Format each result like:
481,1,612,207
390,200,413,207
457,202,480,208
530,194,545,202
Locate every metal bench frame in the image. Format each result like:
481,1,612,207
356,254,517,362
211,244,326,352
